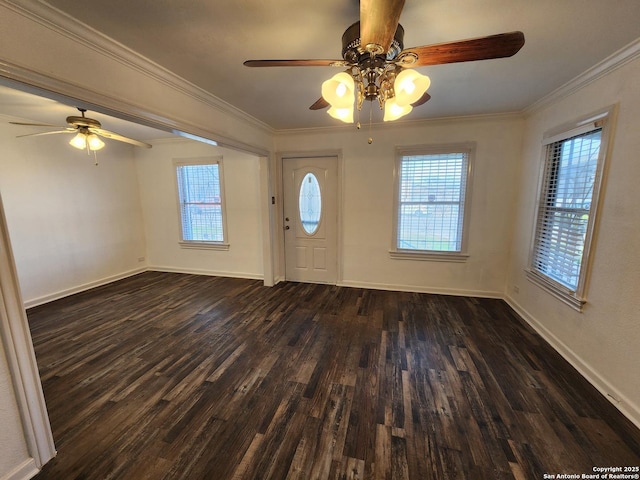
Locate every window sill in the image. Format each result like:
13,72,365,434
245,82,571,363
179,241,230,251
525,269,585,312
389,250,469,262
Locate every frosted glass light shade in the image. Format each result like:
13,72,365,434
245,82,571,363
69,132,87,149
327,106,354,123
383,98,412,122
87,134,105,150
394,69,430,107
322,72,355,109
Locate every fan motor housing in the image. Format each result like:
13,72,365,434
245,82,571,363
341,21,405,64
66,116,102,129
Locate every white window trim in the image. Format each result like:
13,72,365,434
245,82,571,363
390,142,475,261
173,156,229,250
526,105,616,311
389,249,469,262
178,240,229,251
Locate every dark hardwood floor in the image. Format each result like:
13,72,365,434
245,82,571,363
27,271,640,479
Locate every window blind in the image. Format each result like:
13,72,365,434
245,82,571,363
176,163,224,242
531,129,602,291
397,152,468,252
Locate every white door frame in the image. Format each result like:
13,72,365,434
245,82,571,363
276,151,343,284
0,193,56,472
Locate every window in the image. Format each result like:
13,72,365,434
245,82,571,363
391,144,473,261
174,157,228,250
299,173,322,235
527,108,613,310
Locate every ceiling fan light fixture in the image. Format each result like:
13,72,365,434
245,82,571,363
327,105,354,123
244,5,525,131
69,132,87,149
322,72,355,109
87,133,105,151
383,98,412,122
393,69,430,106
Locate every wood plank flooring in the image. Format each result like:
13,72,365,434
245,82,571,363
27,271,640,479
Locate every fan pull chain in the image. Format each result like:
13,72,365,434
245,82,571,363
368,101,373,144
84,141,98,165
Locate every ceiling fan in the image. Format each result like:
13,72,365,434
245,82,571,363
245,0,525,124
10,108,152,152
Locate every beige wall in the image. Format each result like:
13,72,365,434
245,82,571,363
0,341,30,479
506,56,640,427
134,139,264,279
2,110,527,299
276,115,524,296
0,116,147,306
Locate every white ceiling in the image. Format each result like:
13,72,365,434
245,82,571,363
3,0,640,132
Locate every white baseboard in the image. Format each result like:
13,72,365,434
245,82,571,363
19,266,640,432
338,279,503,299
1,458,39,480
505,294,640,430
148,265,264,281
23,266,265,309
23,267,146,309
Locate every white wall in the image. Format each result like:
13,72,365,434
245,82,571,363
0,342,30,479
506,56,640,427
0,117,147,306
135,139,264,279
276,115,524,296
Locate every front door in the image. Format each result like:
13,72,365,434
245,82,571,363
283,156,338,284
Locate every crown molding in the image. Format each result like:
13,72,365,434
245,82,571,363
275,110,524,136
524,37,640,116
1,0,274,136
0,59,271,157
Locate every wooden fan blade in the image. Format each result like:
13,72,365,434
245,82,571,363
90,128,152,148
16,129,75,138
411,92,431,107
402,31,525,67
360,0,405,54
309,97,330,110
244,59,346,67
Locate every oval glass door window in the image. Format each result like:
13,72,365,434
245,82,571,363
299,173,322,235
